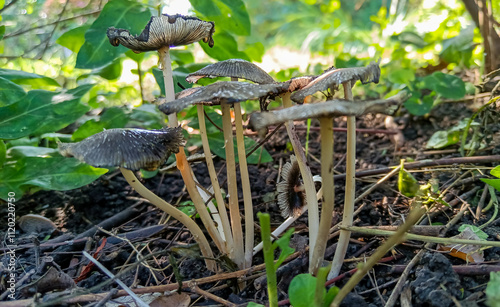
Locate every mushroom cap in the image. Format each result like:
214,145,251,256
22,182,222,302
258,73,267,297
185,59,275,84
277,155,305,219
281,75,317,92
58,127,185,171
158,81,287,114
107,14,215,52
290,61,381,103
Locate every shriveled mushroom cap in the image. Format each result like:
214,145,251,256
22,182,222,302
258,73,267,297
281,76,317,92
290,61,381,103
186,59,275,84
277,155,306,219
58,127,185,171
158,81,287,114
107,14,215,53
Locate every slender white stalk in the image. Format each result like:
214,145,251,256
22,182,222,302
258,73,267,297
329,81,355,279
233,103,254,269
310,116,334,275
120,168,216,271
221,103,244,269
159,46,177,126
197,104,234,255
282,92,319,272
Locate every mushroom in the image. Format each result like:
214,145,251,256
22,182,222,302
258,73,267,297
277,155,306,219
181,60,276,269
107,14,225,263
159,78,285,270
58,127,217,271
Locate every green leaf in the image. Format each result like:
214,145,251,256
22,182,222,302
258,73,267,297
388,68,415,85
324,286,339,307
170,50,195,65
0,25,5,40
0,68,59,87
96,58,123,80
398,162,419,197
206,131,272,164
0,156,107,200
486,272,500,307
129,103,165,129
426,119,471,149
199,31,250,61
245,41,265,62
56,25,91,53
491,165,500,178
404,92,434,116
272,228,295,269
152,67,194,96
76,0,151,69
0,84,93,139
190,0,251,36
246,303,265,307
7,146,59,158
480,166,500,192
0,77,26,107
423,72,465,99
0,140,5,167
289,274,323,307
72,107,128,141
458,224,488,240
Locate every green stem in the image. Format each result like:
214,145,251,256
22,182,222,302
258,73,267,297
120,168,216,271
197,105,234,254
234,103,255,269
331,205,425,306
329,81,355,279
282,92,319,272
310,116,334,275
258,212,278,307
221,103,244,269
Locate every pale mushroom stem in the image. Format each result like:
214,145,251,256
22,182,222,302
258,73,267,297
221,102,245,269
310,116,334,275
196,104,234,255
282,92,320,272
329,81,356,279
159,46,226,255
233,102,254,269
120,168,217,271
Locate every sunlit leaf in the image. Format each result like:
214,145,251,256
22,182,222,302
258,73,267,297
404,92,434,116
190,0,251,36
7,146,59,158
398,162,419,197
72,107,128,141
199,31,250,61
388,68,415,85
0,84,93,139
129,103,165,129
0,77,26,107
481,166,500,192
0,68,59,87
56,25,91,53
76,0,151,69
423,72,465,99
0,156,108,200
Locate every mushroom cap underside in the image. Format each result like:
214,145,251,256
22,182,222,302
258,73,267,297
107,14,215,52
58,127,185,171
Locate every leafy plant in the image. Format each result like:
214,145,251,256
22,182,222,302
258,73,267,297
486,272,500,307
289,267,339,307
481,166,500,193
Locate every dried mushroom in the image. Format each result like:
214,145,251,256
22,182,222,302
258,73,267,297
58,127,184,171
107,14,215,53
158,81,287,114
290,61,381,103
277,156,306,219
186,59,275,84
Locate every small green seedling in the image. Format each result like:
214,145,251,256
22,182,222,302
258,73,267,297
486,272,500,307
288,266,339,307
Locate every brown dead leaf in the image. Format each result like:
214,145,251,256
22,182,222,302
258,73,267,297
438,227,485,263
150,292,191,307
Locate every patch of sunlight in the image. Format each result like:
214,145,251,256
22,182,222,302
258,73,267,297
162,0,191,15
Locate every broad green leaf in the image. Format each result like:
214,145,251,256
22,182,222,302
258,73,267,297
458,224,488,240
207,132,272,164
491,165,500,178
245,42,265,62
76,0,151,69
426,130,459,149
0,140,5,167
170,50,195,65
125,49,145,63
481,179,500,193
0,77,26,107
96,58,123,80
398,162,419,197
486,272,500,307
404,92,434,116
190,0,251,36
0,156,107,200
72,107,128,141
199,31,250,61
0,84,93,139
388,68,415,85
272,228,295,269
56,25,91,53
0,68,59,87
289,274,324,307
129,103,164,129
0,25,4,40
152,67,194,96
246,303,265,307
423,72,465,99
392,31,427,48
7,146,59,158
324,286,339,307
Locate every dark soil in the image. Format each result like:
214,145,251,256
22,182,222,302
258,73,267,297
2,99,500,306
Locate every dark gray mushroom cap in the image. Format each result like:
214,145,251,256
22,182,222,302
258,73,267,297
107,14,215,52
58,127,185,171
290,61,381,103
158,81,287,114
277,155,305,219
185,59,275,84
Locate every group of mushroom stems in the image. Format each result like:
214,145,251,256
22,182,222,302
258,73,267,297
60,13,408,280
